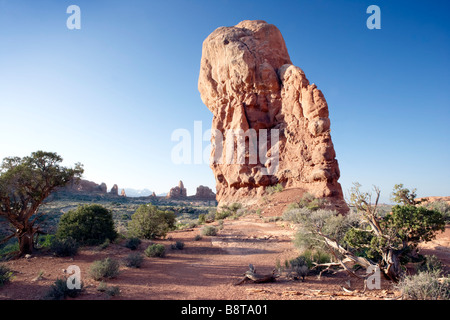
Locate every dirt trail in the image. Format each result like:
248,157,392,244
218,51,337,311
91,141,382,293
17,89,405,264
1,215,448,300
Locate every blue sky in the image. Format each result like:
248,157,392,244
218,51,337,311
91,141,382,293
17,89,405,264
0,0,449,202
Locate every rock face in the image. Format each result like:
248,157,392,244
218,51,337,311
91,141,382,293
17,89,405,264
198,20,345,207
167,181,187,199
63,179,108,195
120,189,127,197
110,184,119,196
194,185,216,200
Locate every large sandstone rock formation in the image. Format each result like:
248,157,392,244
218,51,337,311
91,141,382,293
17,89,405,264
63,179,108,195
194,185,216,201
109,184,119,196
198,20,345,208
167,180,187,199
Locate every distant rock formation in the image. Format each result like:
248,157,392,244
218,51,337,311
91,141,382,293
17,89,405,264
194,185,216,200
151,192,157,197
167,181,187,199
62,179,108,195
110,184,119,196
120,189,127,197
198,20,346,208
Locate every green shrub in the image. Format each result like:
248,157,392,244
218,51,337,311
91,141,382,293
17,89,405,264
416,255,443,274
89,257,120,280
99,238,110,250
124,237,141,250
171,241,184,250
35,234,55,249
423,201,450,223
194,235,202,241
124,253,144,268
128,204,175,239
198,214,206,224
266,183,284,195
201,225,217,236
56,204,118,246
43,278,83,300
0,264,13,286
144,244,166,257
286,256,309,281
97,281,120,297
397,271,450,300
50,237,79,257
287,193,324,212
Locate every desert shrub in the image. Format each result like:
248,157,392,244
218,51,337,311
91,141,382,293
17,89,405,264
124,253,144,268
194,235,202,241
98,238,110,250
56,204,118,246
144,244,166,257
423,201,450,223
286,256,309,281
397,271,450,300
128,204,176,239
105,285,120,297
124,237,141,250
43,278,83,300
287,193,324,212
50,237,79,257
415,255,443,274
0,264,13,286
0,242,19,260
35,234,55,249
266,183,284,194
201,225,217,236
97,281,120,297
171,241,184,250
198,214,206,224
89,257,120,280
300,249,332,269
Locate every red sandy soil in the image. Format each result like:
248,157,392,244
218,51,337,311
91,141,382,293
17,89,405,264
0,192,448,301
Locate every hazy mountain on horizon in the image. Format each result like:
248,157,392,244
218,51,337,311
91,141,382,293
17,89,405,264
123,188,153,197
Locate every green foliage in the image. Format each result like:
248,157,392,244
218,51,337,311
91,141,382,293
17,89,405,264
50,237,79,257
423,201,450,223
171,241,184,250
416,255,443,274
215,203,243,220
89,257,120,280
43,278,83,300
124,237,141,250
266,183,284,195
127,204,175,239
144,243,166,257
0,264,13,286
97,281,120,297
384,205,445,244
391,183,421,206
287,193,324,212
0,151,83,255
35,234,55,249
285,256,309,281
198,213,206,224
201,225,217,236
124,253,144,268
56,204,118,246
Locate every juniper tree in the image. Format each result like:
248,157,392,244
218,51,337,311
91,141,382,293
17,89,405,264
0,151,83,256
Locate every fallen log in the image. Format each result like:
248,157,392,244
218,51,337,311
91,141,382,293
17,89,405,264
234,264,279,285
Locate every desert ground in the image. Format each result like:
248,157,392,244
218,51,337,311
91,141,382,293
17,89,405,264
1,192,448,301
